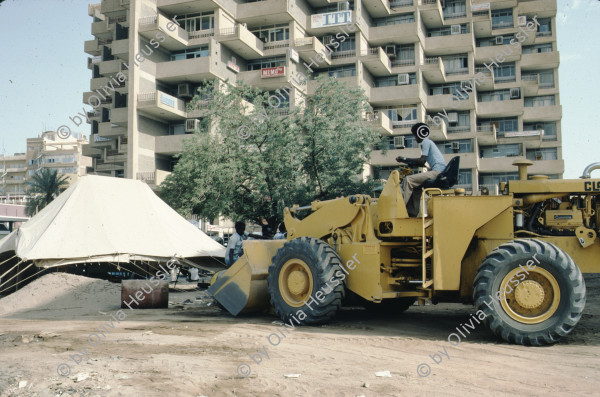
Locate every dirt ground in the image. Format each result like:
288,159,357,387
0,273,599,397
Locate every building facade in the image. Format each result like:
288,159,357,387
83,0,562,193
0,132,91,204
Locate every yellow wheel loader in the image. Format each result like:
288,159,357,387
208,160,600,346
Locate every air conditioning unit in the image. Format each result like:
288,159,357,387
185,119,200,132
393,136,406,149
510,87,521,99
338,1,350,11
398,73,410,85
495,36,504,45
518,16,527,26
178,83,192,98
451,141,461,151
385,45,397,58
451,25,461,35
447,112,459,124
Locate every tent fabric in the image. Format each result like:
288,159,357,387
0,175,225,266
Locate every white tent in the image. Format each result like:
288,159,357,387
0,175,225,268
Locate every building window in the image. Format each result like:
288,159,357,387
457,170,472,185
250,24,290,43
374,73,416,87
480,144,521,158
491,8,513,29
478,89,512,102
522,70,555,88
476,35,514,47
429,82,463,96
493,62,516,82
477,117,518,136
315,65,356,78
479,172,519,187
170,46,209,61
247,56,286,71
537,18,552,36
436,139,472,154
522,43,552,54
524,95,555,107
386,106,417,127
443,0,467,19
314,1,354,13
524,122,557,141
442,54,468,75
168,123,186,135
373,13,414,26
180,12,215,32
391,44,415,67
427,24,467,37
526,147,557,161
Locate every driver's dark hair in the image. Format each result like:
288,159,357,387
234,221,245,231
411,122,428,136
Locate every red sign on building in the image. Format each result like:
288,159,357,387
261,66,286,78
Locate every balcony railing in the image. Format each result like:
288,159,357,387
136,171,156,183
392,59,415,67
332,50,356,59
219,26,238,36
189,29,215,39
390,0,413,7
139,15,158,26
444,12,467,20
445,68,469,75
93,134,111,142
264,40,289,50
536,31,552,37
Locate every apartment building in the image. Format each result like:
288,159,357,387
83,0,562,193
0,153,27,202
0,131,91,204
26,131,93,183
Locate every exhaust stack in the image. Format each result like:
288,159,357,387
581,162,600,179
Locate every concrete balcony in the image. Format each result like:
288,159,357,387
472,8,492,37
238,67,291,90
523,105,562,122
426,93,474,112
475,43,521,64
217,24,264,59
359,47,392,76
428,121,447,140
91,20,112,40
155,56,214,83
476,124,497,145
98,59,127,76
479,155,525,173
111,38,129,60
101,0,127,15
521,75,540,96
110,107,129,125
90,76,127,92
84,38,102,56
363,0,392,17
136,170,171,189
527,158,564,175
82,144,103,158
366,112,393,136
369,22,419,46
518,0,557,18
137,91,186,121
424,33,473,56
520,51,560,70
98,122,127,138
237,0,308,26
139,14,188,51
370,84,420,106
95,161,124,172
421,57,446,84
474,67,494,90
294,37,331,66
443,152,477,169
155,134,189,155
476,98,524,118
418,0,443,26
83,92,112,106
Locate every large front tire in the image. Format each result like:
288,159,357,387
267,237,345,325
473,239,586,346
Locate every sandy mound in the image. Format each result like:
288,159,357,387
0,273,121,318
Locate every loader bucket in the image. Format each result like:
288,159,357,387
208,239,285,316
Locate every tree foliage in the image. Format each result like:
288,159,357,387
25,168,70,216
160,76,384,224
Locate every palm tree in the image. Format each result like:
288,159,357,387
25,169,70,216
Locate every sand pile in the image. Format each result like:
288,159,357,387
0,273,121,318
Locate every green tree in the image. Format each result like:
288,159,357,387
160,77,384,224
25,169,70,216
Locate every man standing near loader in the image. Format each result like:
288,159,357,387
225,221,247,267
396,122,447,217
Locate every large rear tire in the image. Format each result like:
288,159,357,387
267,237,345,325
473,239,586,346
